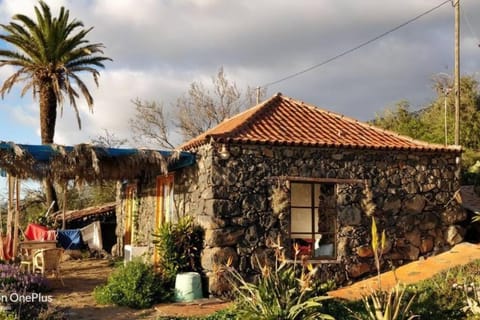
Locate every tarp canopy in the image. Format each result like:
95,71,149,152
0,142,195,182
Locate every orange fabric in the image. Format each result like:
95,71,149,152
2,235,12,260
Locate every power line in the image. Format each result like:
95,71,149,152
461,4,480,45
262,0,452,88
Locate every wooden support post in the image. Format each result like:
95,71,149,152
62,184,67,230
12,178,20,258
454,0,460,146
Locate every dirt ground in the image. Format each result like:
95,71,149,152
49,259,230,320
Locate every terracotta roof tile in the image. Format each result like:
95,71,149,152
180,93,461,153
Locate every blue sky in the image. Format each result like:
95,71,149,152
0,0,479,196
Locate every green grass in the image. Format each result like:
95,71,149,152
157,259,480,320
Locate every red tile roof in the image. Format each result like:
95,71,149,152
180,93,461,153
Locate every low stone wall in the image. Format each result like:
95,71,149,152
174,143,465,293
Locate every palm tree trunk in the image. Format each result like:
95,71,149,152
40,84,59,213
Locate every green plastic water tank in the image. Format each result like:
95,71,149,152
174,272,203,302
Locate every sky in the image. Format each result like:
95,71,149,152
0,0,478,149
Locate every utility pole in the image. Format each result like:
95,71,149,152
256,86,261,104
454,0,460,146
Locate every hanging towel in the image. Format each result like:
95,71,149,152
57,229,83,250
80,221,103,251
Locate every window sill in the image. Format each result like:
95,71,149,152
285,258,342,264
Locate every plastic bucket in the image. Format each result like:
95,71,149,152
174,272,203,302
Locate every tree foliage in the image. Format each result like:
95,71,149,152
373,75,480,157
0,1,111,212
0,0,111,143
130,67,265,148
372,100,424,139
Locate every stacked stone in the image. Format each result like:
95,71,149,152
173,143,464,292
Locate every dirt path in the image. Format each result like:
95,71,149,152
329,242,480,300
50,258,230,320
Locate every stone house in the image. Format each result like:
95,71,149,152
116,93,466,292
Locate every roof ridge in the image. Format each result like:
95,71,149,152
180,94,462,152
288,96,459,151
219,93,283,139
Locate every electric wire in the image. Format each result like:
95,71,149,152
461,4,480,45
261,0,452,89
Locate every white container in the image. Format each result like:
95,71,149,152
174,272,203,302
124,245,148,264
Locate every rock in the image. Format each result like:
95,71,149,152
338,206,362,226
445,225,465,246
337,237,349,257
404,195,426,214
348,262,371,278
440,208,467,224
420,237,434,254
205,228,245,247
204,199,238,218
382,198,401,215
419,213,438,231
196,215,226,230
405,182,419,194
201,247,238,271
397,245,420,260
356,246,374,258
404,231,422,247
397,215,415,231
206,271,232,297
421,184,436,192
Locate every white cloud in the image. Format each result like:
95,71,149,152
0,0,478,147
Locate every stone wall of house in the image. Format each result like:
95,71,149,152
173,142,465,294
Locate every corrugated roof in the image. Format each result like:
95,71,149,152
180,93,461,153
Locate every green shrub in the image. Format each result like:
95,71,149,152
94,259,168,309
152,216,204,285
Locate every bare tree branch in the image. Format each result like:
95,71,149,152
129,99,176,149
129,67,266,148
91,129,128,148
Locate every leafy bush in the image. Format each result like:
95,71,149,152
94,259,168,309
152,216,204,285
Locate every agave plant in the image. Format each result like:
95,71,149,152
361,284,418,320
225,239,334,320
358,217,418,320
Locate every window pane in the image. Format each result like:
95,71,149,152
320,183,336,208
291,183,311,206
317,208,336,233
314,183,320,207
291,208,311,233
314,233,335,257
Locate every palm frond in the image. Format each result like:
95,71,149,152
0,0,111,139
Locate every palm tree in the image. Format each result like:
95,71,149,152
0,1,111,211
